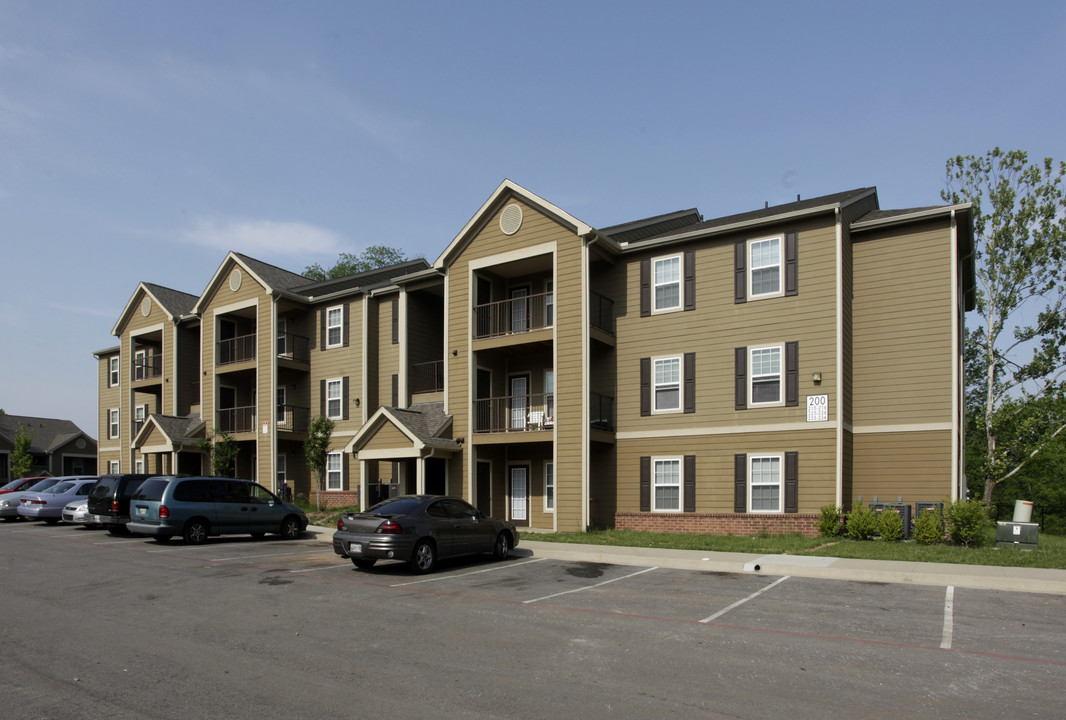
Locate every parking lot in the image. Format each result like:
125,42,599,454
3,521,1064,720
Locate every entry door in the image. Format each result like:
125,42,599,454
510,466,529,524
510,375,528,430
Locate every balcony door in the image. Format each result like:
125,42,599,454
510,286,529,333
509,375,529,430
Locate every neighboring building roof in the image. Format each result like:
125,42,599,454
601,208,704,244
291,259,431,299
0,414,96,453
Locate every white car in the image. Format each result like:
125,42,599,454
62,501,93,526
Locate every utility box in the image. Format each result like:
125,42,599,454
870,502,913,540
996,521,1039,550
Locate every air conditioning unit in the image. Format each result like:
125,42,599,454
870,502,913,540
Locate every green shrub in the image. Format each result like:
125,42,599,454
946,498,990,547
818,504,843,537
877,507,904,542
846,504,878,540
913,507,944,545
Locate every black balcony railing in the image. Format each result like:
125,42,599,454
276,332,311,363
217,406,256,433
276,404,310,432
473,291,553,340
217,334,257,365
590,392,615,431
473,393,554,434
590,292,615,335
411,360,445,393
131,354,162,381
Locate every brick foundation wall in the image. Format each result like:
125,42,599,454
309,490,359,509
615,512,820,537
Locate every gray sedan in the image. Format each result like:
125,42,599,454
332,495,519,573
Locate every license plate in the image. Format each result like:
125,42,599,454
137,506,147,516
349,542,362,555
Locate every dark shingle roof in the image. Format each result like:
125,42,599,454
601,209,704,244
381,403,457,449
150,413,204,441
142,283,198,317
291,259,430,298
0,415,94,452
233,253,314,293
851,206,944,224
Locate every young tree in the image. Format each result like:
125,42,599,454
303,415,335,510
943,149,1066,504
12,423,35,478
303,245,410,282
198,430,240,478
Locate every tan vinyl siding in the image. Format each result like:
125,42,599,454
554,222,585,531
362,421,411,452
310,297,364,425
376,295,399,408
852,430,952,503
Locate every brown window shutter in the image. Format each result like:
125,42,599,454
640,258,651,317
343,453,350,491
683,250,695,311
734,347,747,410
785,451,799,513
683,455,696,512
640,357,651,416
319,308,326,351
320,379,326,417
342,376,350,420
391,374,399,407
734,241,747,304
392,297,399,344
785,341,799,407
785,231,798,296
683,352,696,414
639,456,651,512
342,303,350,347
734,454,747,513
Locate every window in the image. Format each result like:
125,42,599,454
750,455,782,512
135,458,144,474
545,280,554,326
652,255,681,312
750,346,782,405
134,405,148,434
134,349,146,381
326,452,343,491
653,357,681,412
277,387,287,425
326,379,342,419
108,409,119,439
653,458,681,512
277,318,288,356
109,357,119,387
326,305,343,348
749,237,782,298
108,460,120,474
277,454,287,482
544,462,555,512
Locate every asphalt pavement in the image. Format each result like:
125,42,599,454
307,526,1066,594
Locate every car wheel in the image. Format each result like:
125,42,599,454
351,558,377,569
183,519,209,545
408,539,436,574
279,516,302,540
493,531,511,560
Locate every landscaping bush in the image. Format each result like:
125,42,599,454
946,498,990,547
877,507,904,542
818,504,843,537
846,504,878,540
913,507,944,545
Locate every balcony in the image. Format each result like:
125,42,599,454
276,332,311,364
411,360,444,394
590,392,615,432
473,291,553,340
590,292,615,335
131,355,162,382
276,404,310,432
473,393,554,434
217,406,256,434
217,334,256,366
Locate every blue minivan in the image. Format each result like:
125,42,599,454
127,476,308,544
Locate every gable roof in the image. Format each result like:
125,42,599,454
112,282,199,336
344,402,458,455
192,252,313,315
132,413,204,450
0,414,96,453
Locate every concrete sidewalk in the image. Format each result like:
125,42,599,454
308,526,1066,595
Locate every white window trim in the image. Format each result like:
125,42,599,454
545,279,554,327
544,461,555,513
276,454,287,482
109,356,120,387
326,452,343,491
749,344,784,407
748,236,784,300
277,386,287,426
652,355,682,414
652,456,682,512
325,305,343,349
326,378,343,420
108,408,119,439
748,453,784,513
277,317,288,356
134,349,146,380
651,253,683,314
135,458,144,474
108,460,120,474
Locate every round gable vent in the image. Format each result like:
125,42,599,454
500,203,523,236
141,297,151,317
229,268,242,292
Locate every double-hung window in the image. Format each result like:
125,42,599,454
108,460,120,474
108,409,119,439
326,306,343,348
326,379,342,419
652,255,681,312
749,237,782,298
750,455,782,512
277,454,287,483
109,357,120,387
653,458,681,512
750,346,782,405
653,356,681,412
276,387,287,425
326,452,343,491
544,462,555,512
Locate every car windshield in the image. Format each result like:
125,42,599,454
50,482,76,494
27,478,60,492
366,497,426,516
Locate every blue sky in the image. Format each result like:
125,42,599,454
2,0,1064,439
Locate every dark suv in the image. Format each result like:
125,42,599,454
87,474,157,535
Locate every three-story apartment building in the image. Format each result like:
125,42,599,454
96,180,973,535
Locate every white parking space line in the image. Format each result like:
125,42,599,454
210,549,329,562
940,585,955,649
288,563,357,573
390,557,548,587
699,575,791,623
523,566,658,604
93,538,154,545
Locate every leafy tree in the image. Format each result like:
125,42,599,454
198,430,239,478
12,423,34,478
303,245,410,282
303,415,335,510
943,149,1066,505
